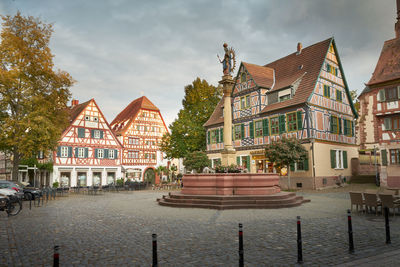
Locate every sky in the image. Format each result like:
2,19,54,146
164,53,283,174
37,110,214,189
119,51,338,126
0,0,397,127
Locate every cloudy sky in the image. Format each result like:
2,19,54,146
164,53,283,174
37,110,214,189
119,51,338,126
0,0,397,127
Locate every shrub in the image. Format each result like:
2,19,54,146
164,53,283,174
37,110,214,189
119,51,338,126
215,164,245,173
52,181,59,188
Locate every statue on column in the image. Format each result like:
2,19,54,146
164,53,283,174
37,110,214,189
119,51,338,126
218,43,236,75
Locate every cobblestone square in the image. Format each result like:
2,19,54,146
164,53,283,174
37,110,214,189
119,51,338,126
1,188,400,266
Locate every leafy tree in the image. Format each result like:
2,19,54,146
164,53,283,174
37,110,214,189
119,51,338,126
160,78,221,158
0,13,73,180
183,151,211,173
264,137,307,189
350,89,360,113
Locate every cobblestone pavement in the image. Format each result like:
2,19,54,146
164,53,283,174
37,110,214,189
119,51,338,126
1,187,400,266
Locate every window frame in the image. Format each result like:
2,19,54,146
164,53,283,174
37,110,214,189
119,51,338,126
97,149,104,159
234,124,242,140
390,149,400,165
94,130,101,139
241,72,247,83
286,112,298,132
78,147,85,158
109,149,115,159
270,117,279,135
254,120,263,137
331,115,339,134
61,147,69,158
323,84,330,98
336,89,342,102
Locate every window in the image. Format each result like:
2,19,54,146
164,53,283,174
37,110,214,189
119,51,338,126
85,115,90,121
336,89,342,102
61,147,69,158
137,125,140,131
237,155,251,171
93,116,98,122
128,137,138,145
37,151,44,159
255,120,263,137
330,150,348,169
270,117,279,135
241,72,247,83
386,87,398,101
330,115,339,134
393,117,400,130
109,149,115,159
93,130,101,139
212,158,221,168
246,95,250,107
390,149,400,164
287,112,298,132
279,94,291,102
210,129,220,144
97,149,104,159
326,63,338,76
323,85,330,98
344,119,352,136
128,151,139,159
383,117,392,130
142,112,147,117
291,157,309,172
77,128,85,138
78,148,85,158
240,95,250,109
234,124,242,140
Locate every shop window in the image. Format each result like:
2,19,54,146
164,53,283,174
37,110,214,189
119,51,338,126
390,149,400,165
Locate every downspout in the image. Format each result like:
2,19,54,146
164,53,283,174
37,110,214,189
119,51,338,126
306,103,316,189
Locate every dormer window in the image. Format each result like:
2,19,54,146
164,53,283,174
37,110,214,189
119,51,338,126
241,72,247,83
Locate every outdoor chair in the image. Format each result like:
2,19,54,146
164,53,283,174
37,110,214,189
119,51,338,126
349,192,365,213
364,193,382,215
379,194,400,217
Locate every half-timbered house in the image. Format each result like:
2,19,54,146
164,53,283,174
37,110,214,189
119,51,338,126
52,99,123,187
358,1,400,187
205,38,358,189
110,96,169,183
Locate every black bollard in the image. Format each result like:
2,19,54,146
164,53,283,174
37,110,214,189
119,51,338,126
53,245,59,267
29,196,32,210
385,206,391,244
46,189,49,203
152,234,158,267
347,209,354,253
297,216,303,264
239,223,244,267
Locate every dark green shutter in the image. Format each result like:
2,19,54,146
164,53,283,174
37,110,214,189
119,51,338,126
100,130,104,139
78,128,85,138
104,149,109,159
343,119,348,135
330,150,336,168
85,148,88,158
262,119,267,136
339,118,342,135
249,122,254,138
215,130,219,143
343,151,348,168
75,147,78,158
220,128,223,143
279,115,286,134
115,149,118,159
290,162,295,172
351,121,355,137
95,149,98,159
330,116,333,133
57,146,61,157
68,147,72,158
241,124,245,139
382,150,388,166
297,111,302,130
207,131,210,144
304,157,309,171
237,156,240,165
246,156,250,171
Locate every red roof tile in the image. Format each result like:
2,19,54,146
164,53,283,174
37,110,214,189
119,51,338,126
203,98,224,127
110,96,160,134
69,100,91,123
242,62,275,88
367,38,400,86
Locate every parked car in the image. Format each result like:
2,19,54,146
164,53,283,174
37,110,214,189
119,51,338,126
0,180,37,200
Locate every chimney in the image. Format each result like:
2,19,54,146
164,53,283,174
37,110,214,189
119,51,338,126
396,0,400,38
297,42,302,55
71,99,79,107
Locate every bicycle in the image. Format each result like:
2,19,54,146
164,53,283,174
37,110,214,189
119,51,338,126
0,194,22,216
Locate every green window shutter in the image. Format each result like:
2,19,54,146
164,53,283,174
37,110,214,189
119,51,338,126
85,148,88,158
330,150,336,168
78,128,85,138
343,151,348,168
378,89,385,102
330,116,333,133
68,147,72,158
384,118,391,130
114,149,118,159
207,131,210,144
262,119,267,136
241,124,245,139
100,130,104,139
215,130,219,143
279,115,286,133
343,119,348,135
381,150,388,166
75,147,78,157
95,149,98,159
327,64,331,73
328,86,330,97
246,156,250,171
237,156,241,165
232,126,234,141
249,122,254,138
339,118,342,135
351,121,355,136
304,157,309,171
90,130,94,138
57,146,61,157
297,111,302,130
104,149,109,159
290,162,295,172
220,128,223,143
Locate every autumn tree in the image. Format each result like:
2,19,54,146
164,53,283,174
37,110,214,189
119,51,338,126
0,13,74,180
160,78,221,158
264,137,307,189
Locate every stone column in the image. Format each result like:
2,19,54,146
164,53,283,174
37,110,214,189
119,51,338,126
219,74,236,166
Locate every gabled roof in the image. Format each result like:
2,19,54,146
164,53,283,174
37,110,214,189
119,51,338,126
69,100,91,123
260,38,332,113
242,62,275,88
110,96,160,134
367,38,400,86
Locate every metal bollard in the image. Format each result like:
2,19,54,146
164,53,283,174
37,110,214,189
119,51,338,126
385,206,391,244
46,189,49,203
29,196,32,210
347,209,355,253
239,223,244,267
152,234,158,267
53,245,59,267
297,216,303,264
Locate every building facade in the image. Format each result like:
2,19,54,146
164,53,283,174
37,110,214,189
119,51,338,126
110,96,169,183
205,38,358,189
52,99,123,187
358,1,400,187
